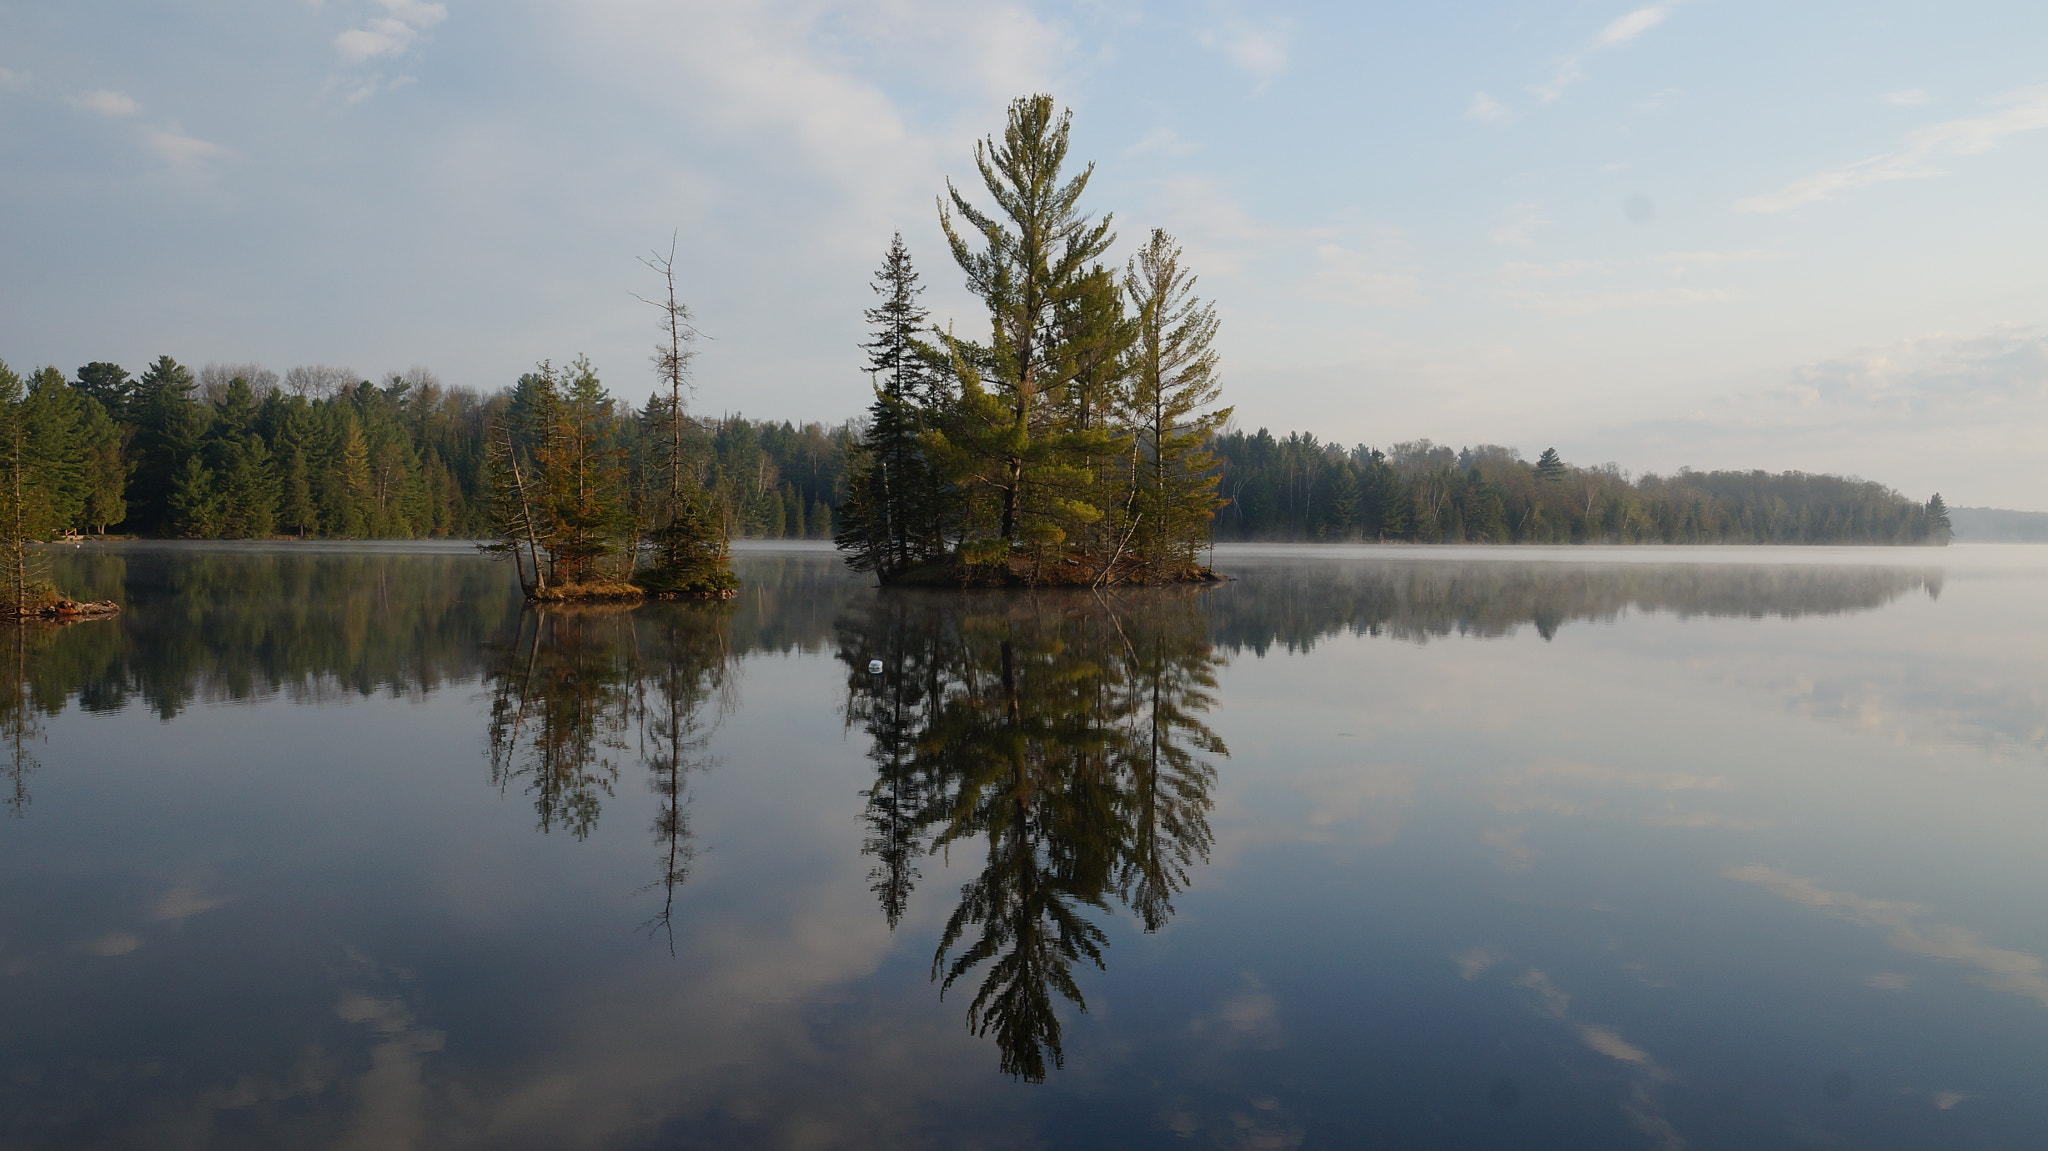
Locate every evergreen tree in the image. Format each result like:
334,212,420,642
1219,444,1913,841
206,378,279,538
935,94,1119,567
839,234,946,576
75,362,133,421
22,368,89,532
128,356,209,534
1535,447,1566,483
1119,229,1230,574
1926,492,1953,544
78,397,127,534
631,238,735,597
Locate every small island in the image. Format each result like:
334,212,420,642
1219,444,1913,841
835,96,1233,588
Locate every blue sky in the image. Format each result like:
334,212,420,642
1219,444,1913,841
2,1,2044,507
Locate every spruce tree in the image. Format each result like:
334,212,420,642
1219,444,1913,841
839,234,944,576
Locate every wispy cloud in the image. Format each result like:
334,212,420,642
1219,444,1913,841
1531,2,1685,105
1884,88,1933,107
144,128,234,171
1738,83,2048,213
1198,12,1293,87
335,0,447,66
1491,203,1549,247
1303,243,1423,307
1124,126,1202,157
69,88,139,117
1496,257,1738,315
1729,864,2048,1008
0,65,28,92
1465,91,1511,124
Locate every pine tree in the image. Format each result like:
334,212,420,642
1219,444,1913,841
129,356,209,534
78,397,127,534
936,94,1118,566
1119,229,1230,574
22,368,88,533
1535,448,1566,483
75,362,133,421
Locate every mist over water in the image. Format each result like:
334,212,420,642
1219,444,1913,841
1,542,2043,1148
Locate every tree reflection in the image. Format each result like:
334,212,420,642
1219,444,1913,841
482,601,733,939
838,589,1227,1080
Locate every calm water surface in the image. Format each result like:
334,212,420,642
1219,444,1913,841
4,541,2046,1149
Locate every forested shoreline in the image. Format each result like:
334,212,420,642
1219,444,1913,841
0,355,1951,551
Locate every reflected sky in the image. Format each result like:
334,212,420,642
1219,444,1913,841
2,542,2046,1149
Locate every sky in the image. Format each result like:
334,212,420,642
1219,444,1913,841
2,0,2045,508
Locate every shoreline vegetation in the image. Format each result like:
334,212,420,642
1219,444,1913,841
833,97,1236,588
0,91,1956,609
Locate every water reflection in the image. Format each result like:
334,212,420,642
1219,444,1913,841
1206,559,1940,652
483,601,735,943
837,589,1226,1080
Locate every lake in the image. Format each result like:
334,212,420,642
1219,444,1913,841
4,540,2046,1149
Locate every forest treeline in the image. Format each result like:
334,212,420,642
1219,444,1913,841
0,356,848,544
0,355,1950,549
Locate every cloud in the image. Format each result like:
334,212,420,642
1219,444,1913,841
1591,325,2048,505
1198,14,1293,86
1650,249,1779,269
70,88,138,117
1729,864,2048,1008
1529,2,1684,105
1496,258,1736,315
1303,243,1423,307
1595,4,1677,48
1738,83,2048,212
1124,126,1202,157
1491,203,1549,246
144,129,234,170
0,65,25,92
1452,946,1504,980
335,0,447,66
1884,88,1933,107
1465,91,1511,124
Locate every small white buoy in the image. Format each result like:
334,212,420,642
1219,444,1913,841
868,659,884,674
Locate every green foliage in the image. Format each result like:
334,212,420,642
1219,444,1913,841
1209,435,1952,546
838,96,1226,584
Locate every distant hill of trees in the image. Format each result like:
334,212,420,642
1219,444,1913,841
1207,433,1952,546
1949,507,2048,542
0,356,1953,548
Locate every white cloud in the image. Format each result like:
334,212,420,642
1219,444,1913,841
1491,203,1549,247
1465,91,1510,124
334,0,447,66
1729,864,2048,1008
1198,14,1293,86
1303,243,1423,307
1738,83,2048,212
1884,88,1933,107
144,128,234,171
0,66,29,92
1529,2,1684,105
1595,4,1677,48
1597,325,2048,506
1124,126,1201,157
70,88,139,117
